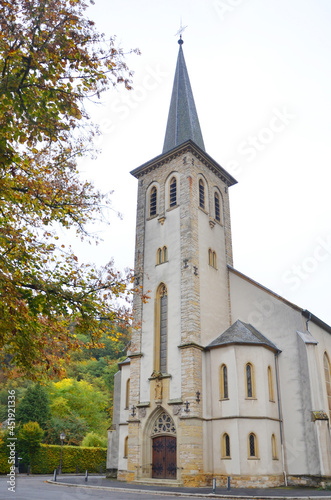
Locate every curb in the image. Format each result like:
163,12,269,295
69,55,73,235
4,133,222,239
45,481,331,500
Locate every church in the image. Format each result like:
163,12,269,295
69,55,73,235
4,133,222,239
107,37,331,488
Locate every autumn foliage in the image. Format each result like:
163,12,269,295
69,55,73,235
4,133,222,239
0,0,140,379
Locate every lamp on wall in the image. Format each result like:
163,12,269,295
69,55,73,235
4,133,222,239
196,391,201,403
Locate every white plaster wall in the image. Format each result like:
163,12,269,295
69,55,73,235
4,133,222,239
306,320,331,412
140,204,182,402
117,424,128,472
199,208,230,346
208,345,279,420
119,363,130,423
204,342,282,475
229,270,315,475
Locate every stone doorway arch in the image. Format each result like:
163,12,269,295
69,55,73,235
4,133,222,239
142,407,177,479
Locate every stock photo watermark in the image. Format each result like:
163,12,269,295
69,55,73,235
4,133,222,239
282,235,331,291
226,106,296,178
95,64,169,145
7,390,16,493
214,0,247,20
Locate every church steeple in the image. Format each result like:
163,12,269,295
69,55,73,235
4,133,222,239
162,37,205,154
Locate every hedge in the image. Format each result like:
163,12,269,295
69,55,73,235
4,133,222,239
0,444,107,475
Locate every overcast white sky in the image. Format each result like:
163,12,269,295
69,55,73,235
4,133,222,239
70,0,331,326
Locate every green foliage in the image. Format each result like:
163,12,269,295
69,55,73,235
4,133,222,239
18,422,44,466
49,378,109,431
0,0,139,381
16,384,51,429
81,432,107,448
44,415,87,446
0,442,106,474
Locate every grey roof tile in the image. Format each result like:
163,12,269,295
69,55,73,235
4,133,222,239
162,42,205,154
206,320,281,352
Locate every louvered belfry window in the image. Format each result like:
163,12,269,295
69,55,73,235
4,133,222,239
199,179,205,209
150,186,157,217
215,192,220,222
169,177,177,207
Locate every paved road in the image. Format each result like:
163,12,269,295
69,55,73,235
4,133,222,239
1,475,331,500
1,475,200,500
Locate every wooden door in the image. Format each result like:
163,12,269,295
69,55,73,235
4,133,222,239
152,436,177,479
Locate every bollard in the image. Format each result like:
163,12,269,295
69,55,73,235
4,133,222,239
227,476,231,490
27,465,30,476
212,477,216,493
53,469,57,482
85,470,88,482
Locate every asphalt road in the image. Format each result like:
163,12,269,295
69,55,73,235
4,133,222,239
0,475,210,500
1,475,331,500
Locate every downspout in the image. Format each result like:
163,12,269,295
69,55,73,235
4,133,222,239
306,311,312,333
274,351,287,486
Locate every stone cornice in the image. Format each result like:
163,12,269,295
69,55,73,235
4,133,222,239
127,352,143,359
130,140,237,187
178,341,205,352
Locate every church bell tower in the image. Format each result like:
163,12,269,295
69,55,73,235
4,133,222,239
123,36,237,486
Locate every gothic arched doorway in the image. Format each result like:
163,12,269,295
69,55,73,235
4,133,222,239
151,411,177,479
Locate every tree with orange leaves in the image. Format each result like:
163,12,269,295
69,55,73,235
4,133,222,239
0,0,140,379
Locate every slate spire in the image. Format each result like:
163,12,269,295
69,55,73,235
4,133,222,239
162,36,205,154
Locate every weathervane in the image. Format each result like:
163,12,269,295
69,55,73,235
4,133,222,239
175,19,188,44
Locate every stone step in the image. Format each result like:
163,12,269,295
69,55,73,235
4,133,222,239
133,478,184,487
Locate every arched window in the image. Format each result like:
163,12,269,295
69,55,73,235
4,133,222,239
208,248,213,266
162,246,168,262
150,186,157,217
124,436,128,458
125,378,130,409
199,179,205,209
169,177,177,207
323,352,331,419
208,249,217,269
220,364,228,400
156,248,162,265
271,434,278,459
214,192,221,222
268,366,274,402
156,246,168,265
248,433,258,458
221,433,231,458
154,284,168,374
245,363,255,398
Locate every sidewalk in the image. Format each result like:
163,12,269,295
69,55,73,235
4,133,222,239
46,475,331,499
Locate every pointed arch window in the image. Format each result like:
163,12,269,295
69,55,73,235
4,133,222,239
214,192,221,222
163,246,168,262
268,366,275,402
124,436,128,458
125,378,130,409
221,433,231,458
220,364,228,400
323,352,331,419
245,363,255,398
169,177,177,207
156,246,168,265
150,186,157,217
271,434,278,460
154,284,168,374
208,249,217,269
248,433,258,458
199,179,205,209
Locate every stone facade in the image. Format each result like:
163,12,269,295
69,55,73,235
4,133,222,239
107,44,331,488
